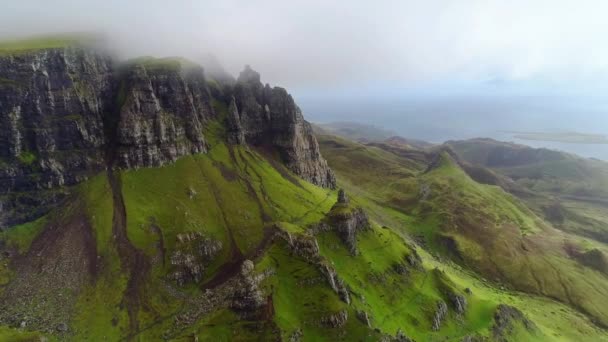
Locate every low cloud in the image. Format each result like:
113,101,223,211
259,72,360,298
2,0,608,89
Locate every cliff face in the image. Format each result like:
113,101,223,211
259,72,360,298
114,61,213,167
230,66,336,188
0,47,113,226
0,48,335,228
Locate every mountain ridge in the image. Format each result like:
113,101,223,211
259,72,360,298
0,43,335,228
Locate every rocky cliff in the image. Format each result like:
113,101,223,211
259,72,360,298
229,66,336,188
113,59,213,168
0,45,335,228
0,46,113,226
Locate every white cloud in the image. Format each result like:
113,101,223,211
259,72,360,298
2,0,608,87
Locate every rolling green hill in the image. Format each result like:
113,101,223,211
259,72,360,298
0,134,561,341
447,139,608,257
317,132,608,340
2,118,604,341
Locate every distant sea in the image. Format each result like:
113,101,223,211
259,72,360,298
299,94,608,161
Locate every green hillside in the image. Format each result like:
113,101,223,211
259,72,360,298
317,132,608,340
448,139,608,259
1,125,604,341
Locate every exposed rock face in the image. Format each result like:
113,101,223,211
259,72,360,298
0,46,113,227
395,329,415,342
320,310,348,328
450,294,468,315
276,228,351,305
0,48,337,228
337,188,349,204
406,251,423,270
433,268,467,316
230,260,266,313
392,251,423,278
309,191,371,255
288,328,303,342
169,232,222,286
230,65,336,188
276,229,321,262
226,97,245,144
356,310,372,327
114,61,212,168
492,304,536,341
432,300,448,331
326,206,370,255
319,261,351,304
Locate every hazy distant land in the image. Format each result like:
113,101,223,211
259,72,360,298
503,131,608,144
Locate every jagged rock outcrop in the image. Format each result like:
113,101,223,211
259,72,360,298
319,261,351,304
308,190,370,255
356,310,372,327
276,228,351,304
432,300,448,331
322,193,371,255
337,188,349,204
492,304,536,341
433,268,467,315
226,97,245,144
169,232,223,286
276,229,321,262
451,294,468,315
395,329,415,342
0,46,113,227
320,310,348,328
229,65,336,188
114,60,212,168
230,260,267,313
406,251,423,269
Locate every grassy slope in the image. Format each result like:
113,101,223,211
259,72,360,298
0,135,550,341
73,143,337,341
452,139,608,199
317,132,608,340
449,139,608,246
0,131,605,340
0,33,99,55
420,154,608,326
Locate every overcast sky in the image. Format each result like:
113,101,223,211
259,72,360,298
2,0,608,90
